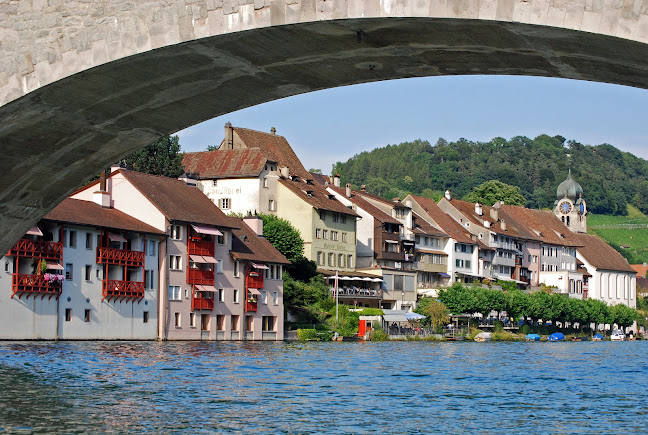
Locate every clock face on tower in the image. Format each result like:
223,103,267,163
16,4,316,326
559,200,572,214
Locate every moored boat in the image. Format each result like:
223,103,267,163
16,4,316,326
474,331,492,342
526,333,541,342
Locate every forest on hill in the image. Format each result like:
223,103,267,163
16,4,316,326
332,135,648,215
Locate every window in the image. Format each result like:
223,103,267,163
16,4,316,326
65,263,73,280
347,255,353,268
262,316,276,331
168,286,181,301
316,229,322,239
216,259,223,274
231,315,240,331
342,232,347,243
332,213,339,223
62,230,68,247
148,240,156,256
219,198,231,210
174,312,181,327
65,308,72,322
218,288,224,302
466,260,471,269
262,290,267,304
341,215,346,224
190,313,196,328
96,268,101,280
317,252,324,266
84,309,91,322
4,261,9,273
69,230,77,248
170,225,182,240
216,233,225,245
233,289,239,303
145,270,154,289
328,253,335,267
273,291,278,305
394,275,404,291
263,177,268,188
331,231,338,241
169,255,182,270
85,265,91,281
322,230,328,239
216,315,225,330
234,261,240,277
338,254,344,268
143,311,149,323
319,210,326,220
246,316,253,331
85,233,92,249
268,199,275,211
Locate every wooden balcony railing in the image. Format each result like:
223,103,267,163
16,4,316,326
11,274,62,300
96,247,144,267
7,239,62,260
187,268,214,285
188,239,214,257
246,273,264,289
102,279,144,302
246,300,258,312
192,296,214,311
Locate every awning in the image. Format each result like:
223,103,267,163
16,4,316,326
385,240,399,244
252,262,268,270
362,277,374,281
439,273,451,278
202,256,217,264
371,278,383,282
190,255,208,263
45,261,64,270
27,226,43,236
382,312,408,322
339,276,351,280
108,233,126,242
192,224,223,236
196,285,217,292
248,288,261,295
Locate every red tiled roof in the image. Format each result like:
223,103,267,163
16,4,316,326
231,127,312,180
446,199,529,240
45,198,165,235
570,232,636,273
327,186,398,224
231,220,290,264
499,205,582,247
631,263,648,278
412,212,447,237
309,172,330,186
118,170,239,229
280,179,359,217
182,149,267,179
407,195,476,245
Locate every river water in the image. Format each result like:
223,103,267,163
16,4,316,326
1,340,647,434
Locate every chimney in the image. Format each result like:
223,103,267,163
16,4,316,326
475,203,483,216
444,190,451,201
280,166,290,178
490,207,499,222
500,219,507,231
484,220,491,228
360,185,366,192
345,183,352,198
243,214,264,236
333,174,340,187
93,168,111,208
270,127,276,135
225,122,234,150
393,197,400,203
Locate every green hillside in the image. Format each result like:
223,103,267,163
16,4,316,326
333,135,648,216
588,205,648,264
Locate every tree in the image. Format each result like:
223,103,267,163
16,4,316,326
415,297,449,329
464,180,527,206
309,168,322,174
123,135,184,177
206,145,220,151
258,213,304,263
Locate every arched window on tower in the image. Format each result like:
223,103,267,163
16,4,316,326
561,216,565,223
566,216,570,226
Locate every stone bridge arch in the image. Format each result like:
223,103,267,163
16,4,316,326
2,0,648,252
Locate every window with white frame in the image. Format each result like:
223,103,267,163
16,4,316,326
317,252,324,266
316,229,322,239
338,254,344,268
328,253,335,267
216,233,225,245
233,289,239,303
268,199,276,211
342,232,347,243
168,286,181,301
234,261,240,277
169,255,182,270
219,198,231,210
190,312,196,328
65,263,73,280
170,225,182,240
216,259,223,274
174,312,181,327
347,255,353,268
262,290,267,304
273,291,278,305
218,288,224,302
263,177,268,188
331,231,338,241
322,230,328,239
85,265,92,281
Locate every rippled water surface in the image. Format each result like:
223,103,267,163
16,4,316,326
1,340,647,433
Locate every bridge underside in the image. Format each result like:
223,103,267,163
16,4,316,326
2,17,648,253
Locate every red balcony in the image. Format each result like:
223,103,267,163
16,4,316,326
192,296,214,311
246,272,264,289
96,247,144,267
187,268,214,285
102,279,144,302
188,239,214,257
7,239,62,261
246,300,258,312
11,274,62,300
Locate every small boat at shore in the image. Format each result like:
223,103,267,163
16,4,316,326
474,332,492,342
611,330,626,341
592,333,604,341
548,332,565,341
526,333,541,341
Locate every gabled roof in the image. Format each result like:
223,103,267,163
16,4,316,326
412,212,447,237
230,220,290,264
407,195,476,245
280,179,359,217
327,186,399,224
500,206,582,247
45,198,165,235
571,232,636,273
118,170,239,229
182,149,267,179
444,198,528,240
309,172,330,186
230,127,312,180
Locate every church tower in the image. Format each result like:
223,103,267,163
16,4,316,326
554,169,587,233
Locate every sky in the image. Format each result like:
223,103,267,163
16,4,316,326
176,75,648,174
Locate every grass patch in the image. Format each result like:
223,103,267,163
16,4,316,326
588,209,648,263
